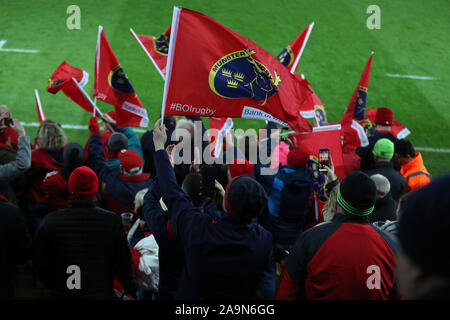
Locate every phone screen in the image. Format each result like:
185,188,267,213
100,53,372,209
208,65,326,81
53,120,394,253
319,149,330,171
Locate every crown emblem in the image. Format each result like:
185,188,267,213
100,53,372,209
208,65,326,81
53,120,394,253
234,72,244,82
221,69,232,77
227,79,238,88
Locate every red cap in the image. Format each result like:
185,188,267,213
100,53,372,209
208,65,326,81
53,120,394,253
375,107,393,125
229,159,255,178
287,148,309,168
118,149,142,173
68,166,98,196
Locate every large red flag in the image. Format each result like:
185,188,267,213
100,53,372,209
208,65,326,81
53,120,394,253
276,22,314,75
94,26,149,128
46,61,93,112
130,26,171,80
340,52,374,125
162,7,313,132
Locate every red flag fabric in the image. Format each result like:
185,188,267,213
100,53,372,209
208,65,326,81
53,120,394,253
162,7,313,132
34,89,46,123
276,22,314,75
209,117,233,158
289,125,346,180
130,26,171,79
299,77,328,126
46,61,93,112
340,52,374,126
364,108,411,139
94,26,149,128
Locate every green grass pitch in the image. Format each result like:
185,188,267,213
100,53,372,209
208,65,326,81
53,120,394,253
1,0,449,176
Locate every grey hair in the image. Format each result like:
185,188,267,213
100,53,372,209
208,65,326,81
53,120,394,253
370,174,391,195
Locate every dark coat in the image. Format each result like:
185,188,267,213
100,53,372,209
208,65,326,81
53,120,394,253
0,199,32,299
357,131,399,171
153,150,273,299
365,161,407,202
370,194,398,223
34,200,136,299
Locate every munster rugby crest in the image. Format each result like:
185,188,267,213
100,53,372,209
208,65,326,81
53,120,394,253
108,65,135,94
276,46,294,68
209,48,282,106
153,33,169,56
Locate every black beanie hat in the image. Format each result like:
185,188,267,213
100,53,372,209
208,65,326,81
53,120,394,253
225,176,268,223
108,132,128,152
337,171,377,216
63,142,84,171
399,174,450,277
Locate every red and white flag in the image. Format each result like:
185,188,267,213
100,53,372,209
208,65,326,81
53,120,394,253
277,22,314,75
46,61,93,113
130,26,171,80
94,26,149,128
209,117,234,158
34,89,46,123
162,7,313,133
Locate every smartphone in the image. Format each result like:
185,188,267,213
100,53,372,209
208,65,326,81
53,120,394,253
318,149,330,172
200,165,217,197
3,118,13,127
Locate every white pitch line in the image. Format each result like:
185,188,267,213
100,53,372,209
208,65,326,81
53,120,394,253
0,40,39,53
385,73,437,80
415,147,450,154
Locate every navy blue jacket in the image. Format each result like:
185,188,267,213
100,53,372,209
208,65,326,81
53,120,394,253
88,135,152,213
153,149,273,299
254,165,314,250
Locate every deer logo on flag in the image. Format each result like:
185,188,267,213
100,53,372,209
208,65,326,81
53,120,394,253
276,46,294,68
209,48,281,106
153,33,169,55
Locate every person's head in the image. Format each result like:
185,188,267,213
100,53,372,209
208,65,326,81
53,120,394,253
118,149,143,176
163,115,177,127
370,174,391,199
181,172,206,208
286,148,309,168
68,166,98,201
397,175,450,299
395,192,412,219
229,159,255,178
336,171,377,216
374,107,393,132
62,142,85,180
224,175,267,224
134,188,149,218
174,118,195,144
0,105,12,129
394,139,416,165
37,120,68,151
107,132,128,153
373,138,394,162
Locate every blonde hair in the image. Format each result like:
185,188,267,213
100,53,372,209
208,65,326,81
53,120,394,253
322,182,339,222
37,120,67,150
134,188,149,210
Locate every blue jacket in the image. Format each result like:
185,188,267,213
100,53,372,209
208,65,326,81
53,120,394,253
254,165,313,250
153,149,273,299
88,135,152,213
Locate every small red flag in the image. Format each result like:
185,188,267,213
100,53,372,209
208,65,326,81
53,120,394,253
94,26,149,128
364,108,411,139
46,61,93,113
162,7,313,133
34,89,46,123
130,26,171,79
340,52,374,125
277,22,314,75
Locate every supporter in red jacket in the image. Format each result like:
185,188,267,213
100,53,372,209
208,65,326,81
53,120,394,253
276,171,398,300
0,105,19,151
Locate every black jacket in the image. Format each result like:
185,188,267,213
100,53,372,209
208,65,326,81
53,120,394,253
34,200,136,299
370,194,398,223
365,161,407,202
0,199,32,299
357,131,399,171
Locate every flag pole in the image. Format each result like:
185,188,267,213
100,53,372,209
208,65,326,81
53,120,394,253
72,77,103,116
290,22,314,74
34,89,46,122
130,27,166,80
161,6,181,128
